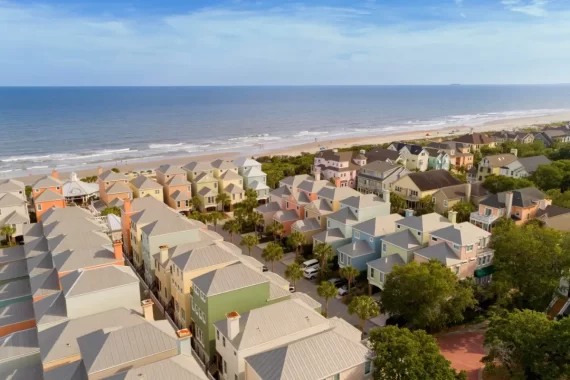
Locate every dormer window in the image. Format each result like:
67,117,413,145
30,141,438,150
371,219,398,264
453,244,460,250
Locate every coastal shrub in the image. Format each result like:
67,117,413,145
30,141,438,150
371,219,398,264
101,206,121,217
482,174,535,194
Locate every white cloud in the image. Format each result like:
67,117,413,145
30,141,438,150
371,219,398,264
502,0,550,17
0,1,568,85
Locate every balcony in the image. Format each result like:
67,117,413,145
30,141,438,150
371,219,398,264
470,212,499,225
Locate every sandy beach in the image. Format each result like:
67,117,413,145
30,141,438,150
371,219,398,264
14,111,570,186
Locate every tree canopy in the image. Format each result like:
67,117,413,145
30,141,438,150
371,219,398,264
284,262,303,288
348,296,379,332
381,260,476,332
445,200,476,223
483,174,535,194
239,234,259,256
101,206,121,217
369,326,467,380
317,281,337,317
261,242,284,272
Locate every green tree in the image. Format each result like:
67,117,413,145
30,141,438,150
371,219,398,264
239,234,259,256
446,201,476,223
188,210,205,223
531,164,564,191
243,188,259,211
287,231,306,260
191,196,202,212
0,225,17,246
416,195,435,216
390,192,407,214
491,222,570,310
483,174,535,194
339,265,360,292
249,212,265,237
25,186,32,198
262,242,284,272
215,192,231,212
348,296,379,332
317,281,338,317
111,167,120,173
267,221,284,242
369,326,467,380
381,260,476,331
101,206,121,217
209,211,223,231
546,188,570,208
284,262,303,289
313,242,334,277
483,309,570,380
222,219,241,243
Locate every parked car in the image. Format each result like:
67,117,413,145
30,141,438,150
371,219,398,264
337,285,348,297
289,285,295,293
262,265,268,272
302,259,319,270
328,278,348,288
303,267,319,280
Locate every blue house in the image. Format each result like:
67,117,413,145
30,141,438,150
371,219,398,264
337,214,404,271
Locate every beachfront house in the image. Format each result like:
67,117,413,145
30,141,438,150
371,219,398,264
427,141,474,169
312,149,368,188
491,130,535,144
424,147,451,171
452,132,496,152
129,175,163,201
390,170,463,209
533,128,570,147
233,157,270,203
31,170,66,221
365,147,407,166
387,143,429,172
499,155,551,178
475,151,519,181
432,182,489,215
357,161,410,196
97,167,133,206
156,164,193,213
183,161,218,212
0,179,30,242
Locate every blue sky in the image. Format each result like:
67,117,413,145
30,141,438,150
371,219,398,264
0,0,569,85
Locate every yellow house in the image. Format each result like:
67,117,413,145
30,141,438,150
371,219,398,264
129,175,164,201
475,152,518,182
218,169,245,205
193,172,219,212
154,239,241,328
183,161,216,181
390,170,463,209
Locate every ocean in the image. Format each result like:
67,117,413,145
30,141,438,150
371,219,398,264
1,85,570,177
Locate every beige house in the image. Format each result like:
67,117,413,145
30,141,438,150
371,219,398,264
475,152,518,182
390,170,463,209
194,173,219,211
129,175,164,201
452,132,496,152
218,169,245,206
0,179,29,240
156,164,193,212
432,182,489,215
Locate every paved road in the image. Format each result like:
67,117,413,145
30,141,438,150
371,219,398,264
209,224,382,334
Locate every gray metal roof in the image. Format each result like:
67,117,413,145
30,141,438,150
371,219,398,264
396,212,452,232
170,190,192,201
326,207,358,225
60,266,138,298
99,170,128,182
0,277,31,302
382,229,421,250
279,175,313,188
214,299,327,350
338,240,375,258
270,185,292,198
183,161,215,172
43,360,88,380
197,186,216,197
292,218,322,232
105,182,132,195
0,328,40,365
313,228,346,243
305,199,333,214
316,186,360,202
212,159,237,170
297,180,332,194
156,164,186,176
4,364,45,380
353,214,403,237
0,178,24,193
0,259,29,282
431,222,490,245
248,180,269,191
414,243,462,266
273,210,299,222
516,155,551,173
30,268,60,299
368,254,406,273
192,262,268,297
219,169,242,181
224,183,244,194
480,187,545,208
166,175,190,186
256,202,282,213
268,282,292,301
62,173,99,198
0,192,25,207
341,194,385,209
169,242,239,273
32,175,62,189
78,321,177,376
233,157,262,168
51,246,118,273
35,189,65,203
141,215,204,237
0,210,29,226
33,291,68,328
105,355,209,380
0,300,35,328
245,330,371,380
360,160,401,173
0,245,25,265
243,166,266,177
327,317,363,343
130,176,162,190
290,292,321,310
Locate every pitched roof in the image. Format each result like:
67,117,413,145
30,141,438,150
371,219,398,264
431,222,491,245
341,194,385,209
243,167,266,177
337,240,375,258
415,243,462,266
0,192,25,207
256,201,282,213
170,190,192,201
0,210,29,226
245,330,371,380
169,242,239,273
224,183,244,194
62,172,99,198
326,207,358,225
129,176,162,190
33,291,68,327
0,300,35,328
248,180,269,191
297,180,332,194
0,328,40,365
192,263,268,296
365,147,402,162
292,218,322,232
104,355,209,380
482,153,517,167
317,186,360,201
141,216,203,237
99,170,128,182
0,178,24,193
105,181,132,195
480,187,545,208
536,205,570,218
397,212,452,232
156,164,185,176
60,266,138,298
360,160,401,173
313,228,347,244
291,292,322,310
382,229,421,250
436,182,488,200
305,199,333,214
183,161,215,172
515,155,551,173
352,214,403,236
194,172,216,183
292,191,311,204
35,189,65,202
453,132,494,145
197,187,216,197
404,170,463,191
166,175,190,186
315,149,356,162
211,159,237,170
30,268,60,299
270,185,292,198
233,157,261,167
43,360,88,380
424,147,447,158
273,209,300,222
368,254,406,273
280,175,314,188
32,175,62,189
219,170,243,181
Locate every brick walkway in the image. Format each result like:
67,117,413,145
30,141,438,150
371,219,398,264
438,330,486,380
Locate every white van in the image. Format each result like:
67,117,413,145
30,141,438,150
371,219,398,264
303,266,319,280
302,259,319,270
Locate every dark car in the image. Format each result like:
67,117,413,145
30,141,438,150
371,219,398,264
328,278,348,288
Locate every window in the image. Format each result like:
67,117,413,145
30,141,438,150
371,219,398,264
382,243,386,252
467,245,474,252
395,186,402,192
223,337,226,347
416,231,421,236
431,236,438,242
443,200,448,208
409,190,418,197
333,374,340,380
453,244,460,250
365,360,372,375
296,205,299,211
181,308,185,320
317,216,321,221
369,237,373,242
305,211,308,218
37,204,42,211
224,360,227,374
370,268,375,279
355,231,360,238
286,202,289,208
484,208,492,216
455,266,460,274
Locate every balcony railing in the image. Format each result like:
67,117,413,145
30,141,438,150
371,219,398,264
470,212,499,225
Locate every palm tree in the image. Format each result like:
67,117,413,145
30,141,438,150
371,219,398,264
267,221,285,242
243,188,259,211
348,295,380,333
249,212,265,237
216,193,231,212
191,196,202,212
222,219,241,243
339,265,360,292
262,242,284,272
1,225,16,246
313,242,334,277
240,234,259,256
209,211,223,231
188,211,204,223
287,231,306,260
285,262,303,289
317,281,338,317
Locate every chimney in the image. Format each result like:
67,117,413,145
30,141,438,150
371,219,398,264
448,210,457,224
97,166,103,175
539,198,552,210
404,209,414,217
510,148,518,157
465,182,472,203
113,240,123,261
334,177,341,188
141,299,154,321
123,197,131,213
51,169,58,179
314,168,321,181
159,245,169,263
176,329,192,356
226,311,241,340
505,191,514,217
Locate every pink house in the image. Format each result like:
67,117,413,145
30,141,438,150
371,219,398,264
312,149,368,189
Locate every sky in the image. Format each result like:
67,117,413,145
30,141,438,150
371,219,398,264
0,0,569,86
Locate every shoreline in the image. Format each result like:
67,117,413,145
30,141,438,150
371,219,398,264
11,110,570,186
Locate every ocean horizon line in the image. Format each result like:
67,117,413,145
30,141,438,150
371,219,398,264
1,83,570,88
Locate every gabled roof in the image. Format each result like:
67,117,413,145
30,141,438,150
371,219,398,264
382,229,421,250
104,355,209,380
0,300,35,328
256,201,282,214
365,147,402,162
292,191,311,204
99,170,128,182
194,172,217,183
245,330,371,380
198,186,217,197
397,212,452,232
315,149,356,162
0,245,25,265
0,210,29,226
233,157,261,168
141,216,203,237
105,181,132,195
108,198,124,208
0,178,24,193
60,266,138,298
183,161,215,172
415,243,462,266
431,222,491,245
305,199,333,214
360,160,401,173
0,328,40,366
368,254,406,273
280,175,314,188
156,164,185,176
30,266,60,299
453,132,494,145
63,172,99,197
273,209,300,222
338,240,375,258
219,170,243,181
292,218,322,232
248,180,269,191
170,190,192,201
192,262,268,297
313,228,347,243
340,194,385,209
515,155,551,173
32,175,62,189
166,175,190,186
483,153,518,167
43,360,88,380
0,192,25,207
211,159,237,170
480,187,545,208
391,142,425,155
291,292,322,310
424,147,446,158
270,185,292,198
297,180,332,194
130,176,162,190
243,167,266,177
35,189,65,202
214,299,327,350
169,242,239,273
536,205,570,219
33,291,68,327
326,207,358,225
353,214,403,236
317,186,360,202
224,183,244,194
436,183,488,200
404,170,463,192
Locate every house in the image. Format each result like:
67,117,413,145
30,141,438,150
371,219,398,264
499,155,551,178
194,172,220,211
313,192,391,256
427,141,474,169
218,169,245,207
491,130,535,144
452,132,496,151
156,164,193,212
357,161,410,195
61,172,99,205
337,213,403,271
536,205,570,232
244,330,372,380
365,147,406,166
97,168,132,206
191,262,290,365
31,170,66,221
432,182,489,214
0,179,29,241
312,149,368,188
233,157,270,202
470,187,547,231
129,175,164,201
475,151,518,181
424,147,451,171
390,170,463,209
533,129,570,147
387,143,429,172
467,167,478,183
414,218,494,283
214,299,333,380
